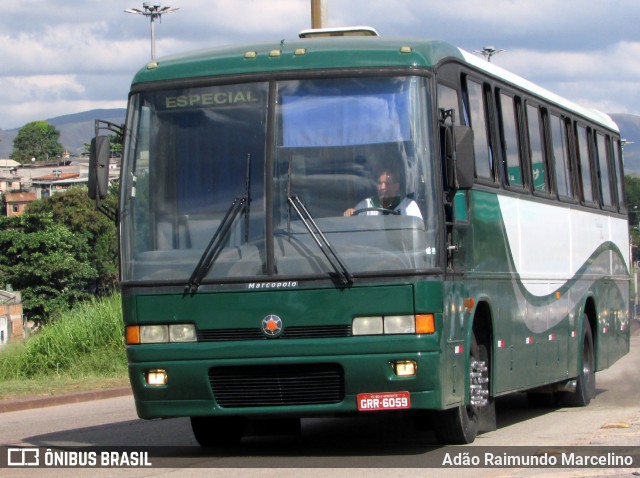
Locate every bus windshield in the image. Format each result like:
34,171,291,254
120,75,439,284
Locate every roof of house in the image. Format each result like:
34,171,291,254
31,172,79,182
4,192,37,202
0,159,21,168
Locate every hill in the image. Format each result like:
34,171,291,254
1,109,640,174
0,109,126,158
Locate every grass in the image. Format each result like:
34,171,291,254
0,294,129,400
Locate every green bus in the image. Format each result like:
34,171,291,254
90,28,630,445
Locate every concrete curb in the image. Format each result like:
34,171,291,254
0,387,132,413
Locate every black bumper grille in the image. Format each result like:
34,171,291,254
209,363,344,408
198,325,351,342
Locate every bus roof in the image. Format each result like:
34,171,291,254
131,35,617,131
457,49,618,131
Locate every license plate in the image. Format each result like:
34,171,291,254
357,391,411,411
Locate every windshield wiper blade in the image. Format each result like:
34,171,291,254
185,196,247,293
287,194,353,287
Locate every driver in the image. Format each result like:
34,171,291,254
343,168,422,218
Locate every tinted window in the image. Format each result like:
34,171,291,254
498,93,523,186
612,139,625,210
550,115,572,198
465,79,492,179
595,132,613,207
527,104,547,192
576,125,594,203
437,83,459,120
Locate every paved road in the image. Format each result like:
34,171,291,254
1,337,639,477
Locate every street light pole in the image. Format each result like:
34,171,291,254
472,46,506,62
125,2,179,61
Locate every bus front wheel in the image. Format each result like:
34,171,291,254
435,335,490,444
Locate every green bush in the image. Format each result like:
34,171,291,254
0,294,126,381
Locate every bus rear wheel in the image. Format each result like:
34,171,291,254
559,319,595,407
190,416,245,448
435,335,490,444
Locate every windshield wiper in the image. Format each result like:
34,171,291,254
185,154,252,293
287,195,353,287
184,196,248,293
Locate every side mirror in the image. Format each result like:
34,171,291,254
445,125,475,190
88,136,111,200
453,126,475,190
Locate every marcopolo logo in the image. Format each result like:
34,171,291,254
247,281,298,289
261,315,283,338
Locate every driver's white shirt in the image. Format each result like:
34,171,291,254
354,197,423,219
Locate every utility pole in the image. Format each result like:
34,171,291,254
311,0,327,29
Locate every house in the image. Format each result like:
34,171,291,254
4,191,37,216
0,159,22,196
0,171,21,196
0,290,24,346
31,170,84,198
0,157,119,215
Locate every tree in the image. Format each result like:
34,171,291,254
25,186,119,292
83,134,123,157
0,212,97,323
10,120,64,164
625,175,640,261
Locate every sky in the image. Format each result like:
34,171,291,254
0,0,639,130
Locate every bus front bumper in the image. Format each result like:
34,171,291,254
128,350,443,419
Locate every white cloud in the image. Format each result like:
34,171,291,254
0,0,639,128
2,100,127,130
0,75,85,103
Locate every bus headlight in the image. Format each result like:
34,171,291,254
169,324,197,342
140,325,169,343
352,316,383,335
352,314,435,335
127,324,197,344
383,315,415,334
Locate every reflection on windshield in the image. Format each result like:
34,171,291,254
273,77,438,277
120,76,440,284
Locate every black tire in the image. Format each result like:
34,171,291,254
434,402,478,444
435,334,490,444
559,318,595,407
190,416,245,448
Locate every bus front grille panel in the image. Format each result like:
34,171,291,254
197,325,351,341
209,363,344,407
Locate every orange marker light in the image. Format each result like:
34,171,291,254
463,297,475,310
126,325,140,345
416,314,435,334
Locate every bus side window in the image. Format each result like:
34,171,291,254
437,82,460,191
612,138,626,211
497,91,523,187
437,83,459,119
526,103,549,193
463,77,493,181
594,132,614,208
550,114,573,199
575,124,595,205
